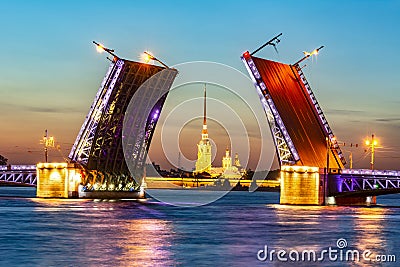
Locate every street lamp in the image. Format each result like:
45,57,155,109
325,136,337,172
293,46,324,66
141,51,170,68
93,41,119,61
41,129,55,163
365,134,378,170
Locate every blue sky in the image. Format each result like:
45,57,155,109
0,0,399,169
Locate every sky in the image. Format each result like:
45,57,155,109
0,0,399,170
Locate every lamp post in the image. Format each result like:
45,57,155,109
340,150,353,169
42,129,54,163
324,136,337,204
141,51,170,68
365,134,378,170
93,41,119,61
349,152,353,169
324,137,330,205
293,46,324,66
326,137,330,174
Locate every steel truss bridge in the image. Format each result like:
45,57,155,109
0,165,36,186
68,56,177,192
329,169,400,197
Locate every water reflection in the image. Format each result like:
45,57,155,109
352,208,387,265
268,204,393,266
115,218,175,266
2,188,400,266
272,204,325,250
27,199,176,266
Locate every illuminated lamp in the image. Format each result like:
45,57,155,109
141,51,153,63
96,44,105,53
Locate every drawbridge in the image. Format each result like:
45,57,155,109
65,49,177,193
241,35,400,205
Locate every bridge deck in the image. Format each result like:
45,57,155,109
252,57,342,168
329,169,400,197
0,170,36,186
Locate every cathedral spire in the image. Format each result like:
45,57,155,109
195,83,212,173
202,83,208,136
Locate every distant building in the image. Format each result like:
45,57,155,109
234,153,241,168
220,148,242,179
195,85,212,173
222,148,232,170
194,85,242,178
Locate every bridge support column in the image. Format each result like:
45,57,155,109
280,166,324,205
36,163,82,198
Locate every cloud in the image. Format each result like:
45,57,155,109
26,106,84,114
0,101,85,114
375,118,400,123
325,109,365,116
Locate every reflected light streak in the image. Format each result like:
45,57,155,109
115,218,175,266
353,208,387,255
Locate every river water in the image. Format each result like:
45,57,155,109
0,187,399,266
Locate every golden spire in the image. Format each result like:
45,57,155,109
202,83,208,135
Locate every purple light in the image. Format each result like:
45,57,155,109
152,109,160,119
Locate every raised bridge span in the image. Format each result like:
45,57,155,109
241,47,400,205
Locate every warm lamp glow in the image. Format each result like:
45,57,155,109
311,49,319,55
303,49,319,57
364,134,378,170
96,44,105,53
281,165,319,173
49,171,62,182
141,51,154,63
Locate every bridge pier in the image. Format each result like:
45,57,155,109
36,162,145,199
36,163,82,198
280,166,377,206
280,166,324,205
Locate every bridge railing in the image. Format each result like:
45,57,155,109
0,165,37,186
0,165,37,171
294,65,346,167
330,169,400,196
241,52,299,165
0,172,37,186
341,168,400,177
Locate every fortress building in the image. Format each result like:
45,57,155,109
194,85,242,178
195,85,212,173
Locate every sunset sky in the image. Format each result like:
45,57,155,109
0,0,399,170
